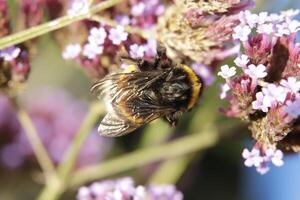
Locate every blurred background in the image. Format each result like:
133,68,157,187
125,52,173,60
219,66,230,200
0,0,300,199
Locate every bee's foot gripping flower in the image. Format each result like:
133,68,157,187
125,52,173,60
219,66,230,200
219,9,300,174
77,177,183,200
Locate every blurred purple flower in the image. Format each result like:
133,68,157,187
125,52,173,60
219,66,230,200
83,43,104,59
67,0,89,16
191,63,215,86
0,89,112,168
62,44,82,60
0,46,21,61
77,177,183,200
108,26,128,45
129,44,145,59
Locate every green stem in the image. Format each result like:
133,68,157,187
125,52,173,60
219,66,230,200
37,102,105,200
148,155,195,184
69,128,219,188
91,15,155,39
58,102,105,181
0,0,125,49
17,109,57,184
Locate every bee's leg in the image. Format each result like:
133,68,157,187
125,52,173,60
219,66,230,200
163,112,181,127
154,45,173,69
135,58,158,71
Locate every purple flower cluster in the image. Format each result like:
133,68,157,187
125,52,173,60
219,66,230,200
77,177,183,200
242,144,284,174
62,0,164,79
0,0,32,94
219,9,300,174
0,89,112,168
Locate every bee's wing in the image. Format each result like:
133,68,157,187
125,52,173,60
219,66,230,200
90,70,168,102
91,70,177,137
98,112,139,137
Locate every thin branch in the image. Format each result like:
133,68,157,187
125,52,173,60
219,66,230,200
37,102,105,200
0,0,125,49
58,102,105,181
69,128,219,188
90,15,155,39
17,108,57,183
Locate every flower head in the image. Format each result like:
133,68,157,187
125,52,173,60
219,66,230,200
220,9,300,174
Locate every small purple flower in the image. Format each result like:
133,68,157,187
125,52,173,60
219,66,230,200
143,39,157,57
115,15,131,26
220,83,230,99
67,0,89,16
88,27,107,45
265,148,284,167
280,77,300,94
288,19,300,33
252,92,271,112
244,64,267,80
285,99,300,118
62,44,81,60
108,26,128,45
83,43,103,59
129,44,145,59
218,65,236,79
262,84,287,104
243,10,258,28
242,148,263,167
0,46,21,61
192,63,215,86
232,25,251,42
280,9,300,19
131,2,145,17
148,185,183,200
234,54,249,68
257,23,274,35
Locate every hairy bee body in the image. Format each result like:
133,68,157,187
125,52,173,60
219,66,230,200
91,53,202,137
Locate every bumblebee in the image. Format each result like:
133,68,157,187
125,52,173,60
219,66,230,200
91,48,202,137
